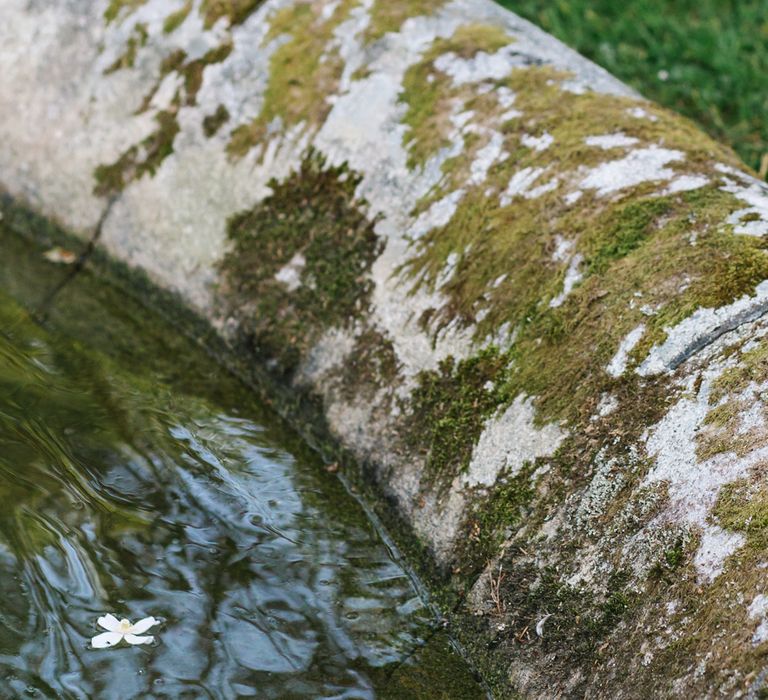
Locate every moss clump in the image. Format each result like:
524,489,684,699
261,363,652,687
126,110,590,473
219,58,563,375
104,23,148,73
218,150,381,374
200,0,265,28
93,110,179,196
202,104,231,137
104,0,148,23
365,0,450,43
715,478,768,547
163,1,192,33
405,346,513,481
585,197,673,275
227,0,359,159
399,23,513,169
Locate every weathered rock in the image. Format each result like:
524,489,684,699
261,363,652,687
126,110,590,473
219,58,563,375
3,0,768,696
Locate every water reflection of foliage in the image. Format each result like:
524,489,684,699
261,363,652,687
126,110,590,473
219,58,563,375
0,283,436,696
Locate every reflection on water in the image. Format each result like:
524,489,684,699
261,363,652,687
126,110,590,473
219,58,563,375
0,227,484,699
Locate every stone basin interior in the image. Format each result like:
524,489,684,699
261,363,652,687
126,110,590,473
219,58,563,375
0,225,486,699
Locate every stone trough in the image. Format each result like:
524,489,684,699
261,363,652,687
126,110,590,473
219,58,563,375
3,0,768,695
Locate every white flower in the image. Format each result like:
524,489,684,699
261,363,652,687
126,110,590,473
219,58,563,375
91,614,159,648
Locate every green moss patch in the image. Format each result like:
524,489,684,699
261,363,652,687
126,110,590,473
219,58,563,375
405,346,514,482
365,0,450,44
218,150,381,375
163,1,192,33
715,477,768,545
104,0,148,23
397,30,766,427
399,23,513,169
202,104,231,137
227,0,359,159
94,110,179,196
104,23,148,73
200,0,265,28
95,41,234,194
455,466,535,575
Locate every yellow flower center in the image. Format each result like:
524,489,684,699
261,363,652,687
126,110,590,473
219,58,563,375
119,619,132,633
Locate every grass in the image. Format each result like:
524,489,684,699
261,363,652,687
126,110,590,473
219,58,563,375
497,0,768,178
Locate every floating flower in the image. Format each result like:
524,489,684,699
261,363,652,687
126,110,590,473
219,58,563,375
91,613,159,648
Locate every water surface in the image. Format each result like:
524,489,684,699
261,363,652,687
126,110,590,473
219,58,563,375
0,227,484,699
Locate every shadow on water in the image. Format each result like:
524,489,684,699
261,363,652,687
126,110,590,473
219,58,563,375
0,227,486,699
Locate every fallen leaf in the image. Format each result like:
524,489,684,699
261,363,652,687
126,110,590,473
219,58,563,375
43,247,77,264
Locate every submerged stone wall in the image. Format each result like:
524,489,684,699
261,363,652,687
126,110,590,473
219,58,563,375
3,0,768,695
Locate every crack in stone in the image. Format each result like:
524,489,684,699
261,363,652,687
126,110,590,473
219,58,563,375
667,299,768,371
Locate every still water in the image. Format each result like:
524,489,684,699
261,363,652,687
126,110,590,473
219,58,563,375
0,226,484,699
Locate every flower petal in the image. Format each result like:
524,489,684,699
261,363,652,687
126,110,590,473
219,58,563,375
127,616,159,634
97,614,121,632
124,634,154,645
91,632,123,648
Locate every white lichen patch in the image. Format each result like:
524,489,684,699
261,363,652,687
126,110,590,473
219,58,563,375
500,166,547,205
574,446,639,534
525,176,559,199
664,174,709,195
521,131,553,152
274,252,306,292
642,369,768,582
719,175,768,237
693,526,746,583
436,251,461,287
550,253,583,308
563,190,584,205
638,280,768,376
463,395,565,488
432,42,523,86
584,132,639,150
580,146,684,196
469,131,505,185
626,106,658,121
606,324,646,377
748,594,768,645
551,234,573,262
410,189,465,240
593,392,619,419
496,84,515,106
